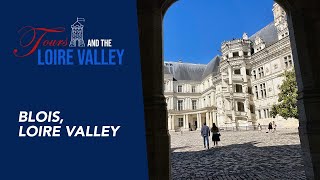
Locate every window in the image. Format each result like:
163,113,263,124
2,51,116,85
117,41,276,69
235,84,243,93
264,109,267,118
250,105,255,113
192,100,197,110
258,67,264,78
233,52,239,57
258,110,261,119
191,86,196,93
178,100,183,111
178,118,183,127
253,70,256,79
260,83,266,98
177,85,182,92
255,86,259,99
284,55,293,68
246,69,250,75
237,102,245,112
234,69,241,74
248,87,252,94
266,109,270,118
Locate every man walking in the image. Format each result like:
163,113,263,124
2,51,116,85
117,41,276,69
201,122,210,149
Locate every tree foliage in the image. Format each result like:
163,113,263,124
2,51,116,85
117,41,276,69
270,70,298,119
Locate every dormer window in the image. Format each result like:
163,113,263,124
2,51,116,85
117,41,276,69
254,36,266,52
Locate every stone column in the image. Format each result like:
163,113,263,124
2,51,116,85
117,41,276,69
245,99,251,122
171,115,175,131
206,112,210,126
279,1,320,179
137,1,171,179
197,113,201,130
228,66,232,85
168,115,171,130
184,114,189,130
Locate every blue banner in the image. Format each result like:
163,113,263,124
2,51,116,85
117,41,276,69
0,0,149,179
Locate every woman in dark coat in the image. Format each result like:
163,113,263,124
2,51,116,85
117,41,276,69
268,122,273,132
211,123,220,146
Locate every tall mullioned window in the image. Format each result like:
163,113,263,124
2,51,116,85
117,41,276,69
177,100,183,111
257,67,264,78
192,100,197,110
265,109,270,118
260,83,267,98
177,85,182,92
178,118,183,127
255,85,259,99
253,70,256,79
284,55,293,68
191,86,196,93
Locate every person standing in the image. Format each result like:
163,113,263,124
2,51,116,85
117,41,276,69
211,123,220,147
273,121,277,132
257,123,262,131
268,122,273,132
201,122,210,149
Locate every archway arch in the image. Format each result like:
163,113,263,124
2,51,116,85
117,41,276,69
137,0,320,179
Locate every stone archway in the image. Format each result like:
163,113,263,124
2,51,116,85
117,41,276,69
137,0,320,179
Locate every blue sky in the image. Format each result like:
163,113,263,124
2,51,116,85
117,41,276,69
164,0,274,64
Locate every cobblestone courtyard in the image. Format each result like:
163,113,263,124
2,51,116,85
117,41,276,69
170,128,306,180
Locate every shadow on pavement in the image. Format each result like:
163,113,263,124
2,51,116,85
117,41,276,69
171,142,306,180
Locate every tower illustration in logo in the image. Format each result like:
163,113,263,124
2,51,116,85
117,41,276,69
69,17,85,47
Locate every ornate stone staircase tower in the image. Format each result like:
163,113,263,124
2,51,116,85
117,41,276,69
219,33,256,129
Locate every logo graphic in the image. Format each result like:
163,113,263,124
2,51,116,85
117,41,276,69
69,18,85,47
13,18,125,66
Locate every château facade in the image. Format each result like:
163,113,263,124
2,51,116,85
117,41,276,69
164,3,294,131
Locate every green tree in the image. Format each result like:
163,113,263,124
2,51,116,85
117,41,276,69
270,70,298,119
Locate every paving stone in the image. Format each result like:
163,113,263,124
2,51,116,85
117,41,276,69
170,128,306,180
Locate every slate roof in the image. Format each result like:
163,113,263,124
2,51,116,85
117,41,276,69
164,56,220,81
164,62,206,81
249,22,278,46
202,56,220,79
